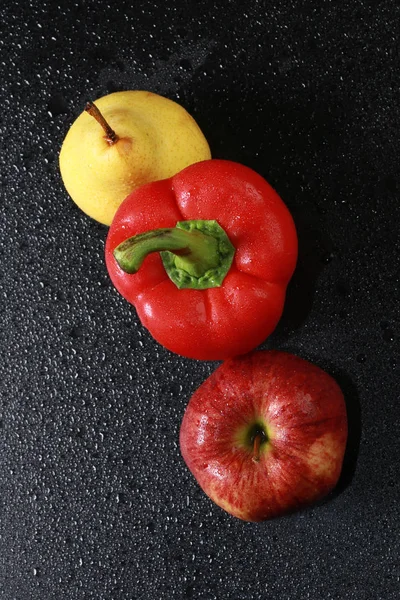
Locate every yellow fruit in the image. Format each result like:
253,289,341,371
59,90,211,225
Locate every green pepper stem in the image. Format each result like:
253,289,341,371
114,227,220,276
85,101,119,145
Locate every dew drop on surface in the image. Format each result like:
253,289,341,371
47,93,68,117
322,252,335,264
383,329,395,343
179,58,192,71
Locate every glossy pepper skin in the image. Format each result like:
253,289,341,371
105,159,298,360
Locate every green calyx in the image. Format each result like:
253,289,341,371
113,219,235,290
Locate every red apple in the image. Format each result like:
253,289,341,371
180,351,348,521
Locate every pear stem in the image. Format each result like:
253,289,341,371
85,101,119,145
252,432,263,463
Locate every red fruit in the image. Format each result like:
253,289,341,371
180,351,348,522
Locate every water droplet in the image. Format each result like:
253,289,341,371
48,93,68,117
322,252,334,264
383,329,394,343
69,326,83,339
179,59,192,71
106,80,120,94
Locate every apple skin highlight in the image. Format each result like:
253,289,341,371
179,351,348,522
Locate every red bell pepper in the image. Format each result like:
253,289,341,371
105,159,298,360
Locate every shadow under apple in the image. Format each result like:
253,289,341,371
328,367,361,498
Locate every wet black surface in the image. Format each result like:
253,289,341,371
0,1,399,599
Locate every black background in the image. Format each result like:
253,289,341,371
1,1,399,599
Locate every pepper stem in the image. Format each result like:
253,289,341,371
114,227,219,275
113,220,236,291
85,101,119,145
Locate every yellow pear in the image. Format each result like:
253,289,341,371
59,90,211,225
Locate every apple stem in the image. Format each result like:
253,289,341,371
85,101,119,145
252,433,263,463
